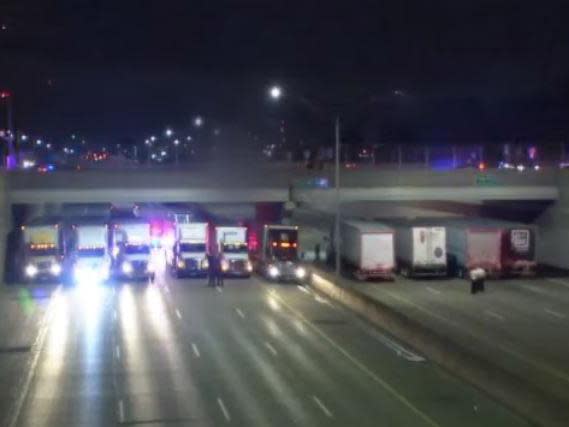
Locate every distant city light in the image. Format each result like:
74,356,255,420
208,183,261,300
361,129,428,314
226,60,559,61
165,128,173,137
150,136,156,142
194,116,204,127
36,139,42,146
46,143,52,149
213,128,220,136
173,139,180,146
269,85,282,100
160,150,167,156
151,153,157,160
145,139,150,145
71,134,76,140
186,136,192,141
21,134,28,141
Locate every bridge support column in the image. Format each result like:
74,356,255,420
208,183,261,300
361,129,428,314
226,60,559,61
537,172,569,269
0,174,9,282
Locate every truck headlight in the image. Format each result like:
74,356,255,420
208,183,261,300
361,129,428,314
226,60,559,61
201,258,209,269
177,259,186,269
221,260,229,272
122,261,133,274
25,264,38,277
295,266,307,279
50,263,62,276
146,262,155,273
246,261,253,272
268,265,280,278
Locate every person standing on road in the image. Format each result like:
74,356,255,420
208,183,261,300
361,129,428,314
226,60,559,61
314,243,321,263
469,267,486,294
207,253,215,287
214,254,224,287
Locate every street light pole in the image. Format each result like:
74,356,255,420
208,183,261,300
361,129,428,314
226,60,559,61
334,115,341,278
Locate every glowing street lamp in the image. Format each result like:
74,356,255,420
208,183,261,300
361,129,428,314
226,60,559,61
193,116,204,127
150,135,156,142
269,85,283,100
165,128,173,137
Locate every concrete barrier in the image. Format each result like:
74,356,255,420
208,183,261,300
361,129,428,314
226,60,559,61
309,269,569,427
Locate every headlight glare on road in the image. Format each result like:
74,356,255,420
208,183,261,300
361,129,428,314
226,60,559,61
122,261,133,274
50,263,62,276
25,264,38,277
268,265,280,278
295,266,307,279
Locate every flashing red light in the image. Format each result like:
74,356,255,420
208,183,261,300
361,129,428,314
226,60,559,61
0,91,11,99
272,241,277,247
478,162,486,171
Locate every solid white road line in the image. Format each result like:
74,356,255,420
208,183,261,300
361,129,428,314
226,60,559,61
484,310,505,321
217,398,231,422
7,286,61,427
426,286,441,295
191,343,201,358
235,308,245,319
115,345,121,360
175,309,182,320
544,308,566,320
264,341,278,356
312,395,333,418
118,399,125,423
546,278,569,290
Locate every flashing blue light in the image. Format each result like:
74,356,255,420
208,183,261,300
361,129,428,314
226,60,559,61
47,164,55,171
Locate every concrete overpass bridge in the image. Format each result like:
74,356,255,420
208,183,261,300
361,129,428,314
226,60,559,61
1,164,565,278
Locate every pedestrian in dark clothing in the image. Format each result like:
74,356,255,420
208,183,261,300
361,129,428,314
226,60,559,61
314,243,321,263
207,254,215,287
469,268,486,294
214,254,224,287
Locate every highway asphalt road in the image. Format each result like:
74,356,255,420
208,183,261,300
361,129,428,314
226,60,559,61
352,274,569,409
1,258,528,427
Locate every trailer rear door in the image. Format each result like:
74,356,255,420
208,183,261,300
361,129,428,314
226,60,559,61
361,233,394,270
467,229,501,268
413,227,446,266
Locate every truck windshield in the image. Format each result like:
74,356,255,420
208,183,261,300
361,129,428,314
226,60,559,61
28,246,58,256
180,243,206,252
272,247,298,261
222,243,248,254
124,244,150,255
77,248,105,257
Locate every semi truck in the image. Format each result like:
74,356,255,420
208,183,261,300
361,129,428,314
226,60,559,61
215,226,252,277
70,222,111,285
167,222,209,277
460,219,537,276
21,219,65,282
444,219,503,277
112,220,155,281
336,220,395,280
388,220,447,278
256,224,307,282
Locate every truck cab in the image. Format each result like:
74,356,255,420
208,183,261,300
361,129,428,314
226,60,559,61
112,221,155,281
216,226,252,277
70,223,111,285
168,222,209,277
21,220,65,282
259,225,306,282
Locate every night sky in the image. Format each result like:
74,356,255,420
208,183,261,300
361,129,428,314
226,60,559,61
2,0,569,144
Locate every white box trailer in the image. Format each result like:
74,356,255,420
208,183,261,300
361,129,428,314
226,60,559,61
112,221,154,280
72,224,111,284
340,220,395,280
443,219,502,277
390,222,447,278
